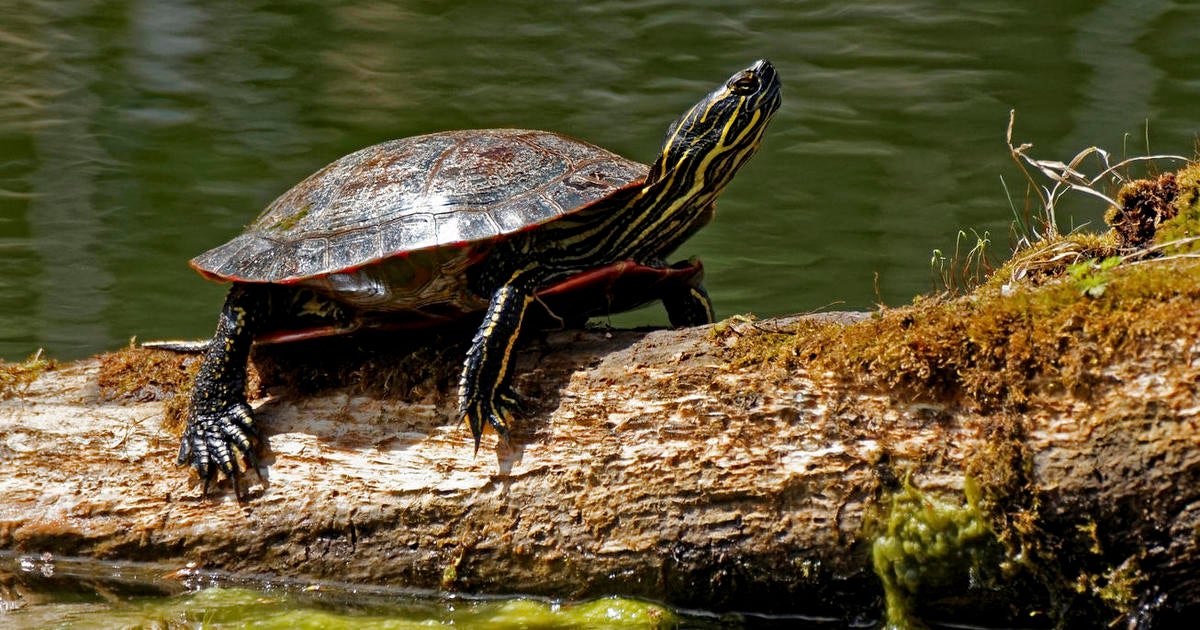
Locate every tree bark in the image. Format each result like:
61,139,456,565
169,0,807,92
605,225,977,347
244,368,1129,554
1,309,1198,626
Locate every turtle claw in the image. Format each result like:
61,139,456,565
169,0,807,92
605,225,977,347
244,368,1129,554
460,388,520,453
178,401,261,496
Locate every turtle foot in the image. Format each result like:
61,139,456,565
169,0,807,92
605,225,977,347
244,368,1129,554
177,401,262,498
460,386,521,453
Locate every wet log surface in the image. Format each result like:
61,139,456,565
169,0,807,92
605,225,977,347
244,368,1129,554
1,309,1198,625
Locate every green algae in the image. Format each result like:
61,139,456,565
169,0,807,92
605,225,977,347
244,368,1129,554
268,202,313,233
871,480,1007,629
4,586,680,629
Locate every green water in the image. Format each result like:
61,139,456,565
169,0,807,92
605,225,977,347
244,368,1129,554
4,0,1196,362
1,0,1197,625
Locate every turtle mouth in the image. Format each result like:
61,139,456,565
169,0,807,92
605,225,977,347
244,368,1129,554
745,59,782,115
750,58,776,77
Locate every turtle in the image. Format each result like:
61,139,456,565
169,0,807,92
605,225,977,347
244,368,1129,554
177,59,782,488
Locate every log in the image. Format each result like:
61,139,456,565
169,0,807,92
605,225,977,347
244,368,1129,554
2,259,1199,628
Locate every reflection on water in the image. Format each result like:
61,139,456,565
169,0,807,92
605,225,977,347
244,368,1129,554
1,1,1197,364
26,6,113,362
1065,0,1170,154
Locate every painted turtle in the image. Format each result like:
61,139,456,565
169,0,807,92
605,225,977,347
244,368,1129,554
178,59,781,488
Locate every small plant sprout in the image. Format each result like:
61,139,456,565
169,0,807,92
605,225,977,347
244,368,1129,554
931,229,994,294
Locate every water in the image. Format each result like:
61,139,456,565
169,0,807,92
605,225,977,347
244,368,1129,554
4,0,1196,362
0,554,849,629
1,0,1196,624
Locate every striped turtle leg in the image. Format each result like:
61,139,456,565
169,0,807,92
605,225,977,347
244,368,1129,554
649,257,715,327
179,284,267,496
458,268,547,450
663,279,715,327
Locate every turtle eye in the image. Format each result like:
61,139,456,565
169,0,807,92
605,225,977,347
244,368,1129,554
729,73,760,96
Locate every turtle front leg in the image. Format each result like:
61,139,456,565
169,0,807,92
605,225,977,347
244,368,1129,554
660,258,715,327
663,279,714,327
179,284,267,492
459,270,545,450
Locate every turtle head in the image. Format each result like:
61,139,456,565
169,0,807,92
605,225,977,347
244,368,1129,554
645,59,782,195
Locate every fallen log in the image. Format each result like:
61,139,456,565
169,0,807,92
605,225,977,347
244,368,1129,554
2,245,1200,627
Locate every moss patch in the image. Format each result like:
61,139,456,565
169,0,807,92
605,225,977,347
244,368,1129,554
97,346,209,434
0,350,55,400
1085,555,1147,614
776,252,1196,626
250,324,473,402
1153,162,1200,253
773,240,1200,411
1105,172,1179,248
98,347,198,403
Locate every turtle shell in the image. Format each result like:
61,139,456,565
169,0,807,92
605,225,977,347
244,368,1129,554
192,129,648,287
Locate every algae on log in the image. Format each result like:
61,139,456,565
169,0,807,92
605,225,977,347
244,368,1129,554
1,297,1199,625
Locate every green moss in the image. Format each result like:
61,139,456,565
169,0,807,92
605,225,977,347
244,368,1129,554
961,417,1042,570
1171,161,1200,212
0,350,54,400
787,250,1200,625
871,480,1005,629
752,236,1200,411
441,554,461,590
983,231,1119,293
722,317,810,369
1066,255,1121,297
1089,556,1147,613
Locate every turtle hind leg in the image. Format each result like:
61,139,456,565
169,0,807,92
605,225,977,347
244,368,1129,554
178,284,269,496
